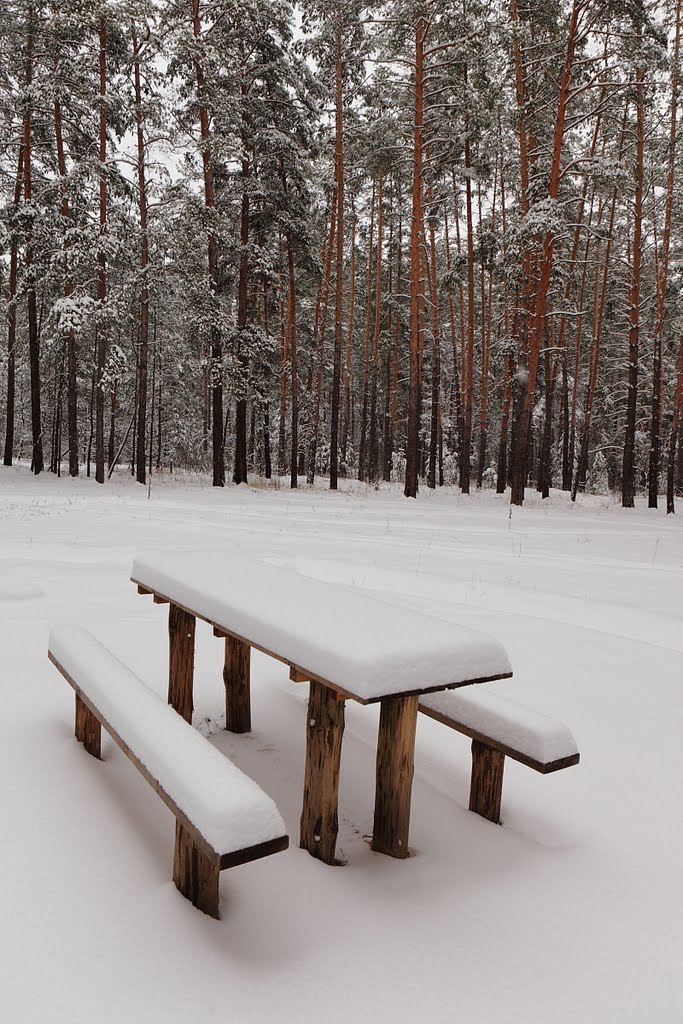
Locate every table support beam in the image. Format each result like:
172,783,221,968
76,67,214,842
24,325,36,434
224,636,251,733
168,603,196,723
372,695,419,858
300,681,345,864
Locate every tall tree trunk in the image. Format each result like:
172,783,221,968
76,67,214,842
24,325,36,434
341,196,356,468
308,188,337,485
54,100,79,477
404,18,428,498
358,176,376,480
23,10,44,475
368,164,384,482
234,59,251,485
330,25,345,490
3,145,23,467
191,0,224,486
133,27,150,485
649,0,680,508
95,14,107,483
622,65,645,509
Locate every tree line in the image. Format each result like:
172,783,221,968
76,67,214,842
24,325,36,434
2,0,683,510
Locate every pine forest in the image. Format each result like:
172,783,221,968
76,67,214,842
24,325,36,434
2,0,683,510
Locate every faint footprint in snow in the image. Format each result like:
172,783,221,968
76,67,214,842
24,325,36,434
0,583,44,601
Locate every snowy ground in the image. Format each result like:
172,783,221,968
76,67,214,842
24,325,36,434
2,465,682,1023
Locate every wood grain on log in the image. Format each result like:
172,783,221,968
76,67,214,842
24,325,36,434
372,694,418,858
223,636,251,733
168,603,196,723
300,681,345,864
75,693,101,759
173,820,220,919
469,740,505,823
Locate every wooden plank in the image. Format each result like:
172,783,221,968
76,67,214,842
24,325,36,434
75,693,101,759
469,740,505,823
299,681,345,864
168,603,196,723
219,835,289,870
289,666,310,683
223,636,251,733
131,576,511,705
371,695,419,858
137,584,152,596
153,594,169,605
418,702,580,774
173,820,220,919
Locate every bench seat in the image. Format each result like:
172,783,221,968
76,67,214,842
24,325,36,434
48,626,288,918
418,687,580,823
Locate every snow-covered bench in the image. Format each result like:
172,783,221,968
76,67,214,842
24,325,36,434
131,550,512,863
418,688,580,824
48,627,289,918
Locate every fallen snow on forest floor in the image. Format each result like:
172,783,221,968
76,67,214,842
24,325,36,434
1,465,682,1024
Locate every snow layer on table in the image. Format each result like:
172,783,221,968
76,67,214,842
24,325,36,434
49,626,286,856
131,550,512,701
420,686,578,764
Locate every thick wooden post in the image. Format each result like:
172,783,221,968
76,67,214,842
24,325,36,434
75,694,101,759
469,740,505,823
300,681,345,864
372,695,418,858
168,603,196,723
223,636,251,733
172,821,220,919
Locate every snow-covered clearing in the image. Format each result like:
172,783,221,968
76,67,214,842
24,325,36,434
1,466,682,1023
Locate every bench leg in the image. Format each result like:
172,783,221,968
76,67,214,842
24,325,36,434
300,682,345,864
224,637,251,733
173,821,220,919
75,694,101,759
469,740,505,824
372,695,418,858
168,604,196,723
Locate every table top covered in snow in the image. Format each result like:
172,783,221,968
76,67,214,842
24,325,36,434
131,550,512,703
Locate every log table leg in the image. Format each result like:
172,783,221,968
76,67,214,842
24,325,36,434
469,740,505,824
372,694,419,858
224,636,251,733
172,821,220,919
168,604,196,723
300,681,345,864
75,694,101,759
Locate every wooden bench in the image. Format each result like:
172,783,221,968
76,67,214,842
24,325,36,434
418,687,580,824
131,550,513,864
48,626,288,918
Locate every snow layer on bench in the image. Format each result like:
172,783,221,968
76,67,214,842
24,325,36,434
419,687,578,765
49,626,286,856
131,551,512,701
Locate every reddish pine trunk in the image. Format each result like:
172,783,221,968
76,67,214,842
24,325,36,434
367,164,384,482
329,27,345,490
404,19,428,498
132,28,150,485
191,0,224,486
622,67,645,509
3,145,23,467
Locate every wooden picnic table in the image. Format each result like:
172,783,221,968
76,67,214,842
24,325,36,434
131,550,512,863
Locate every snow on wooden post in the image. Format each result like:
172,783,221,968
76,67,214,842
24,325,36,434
300,681,345,864
372,695,419,858
172,820,220,919
75,693,101,759
168,604,196,723
469,740,505,824
223,636,251,733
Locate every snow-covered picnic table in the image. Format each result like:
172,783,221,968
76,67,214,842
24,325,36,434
132,550,513,862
